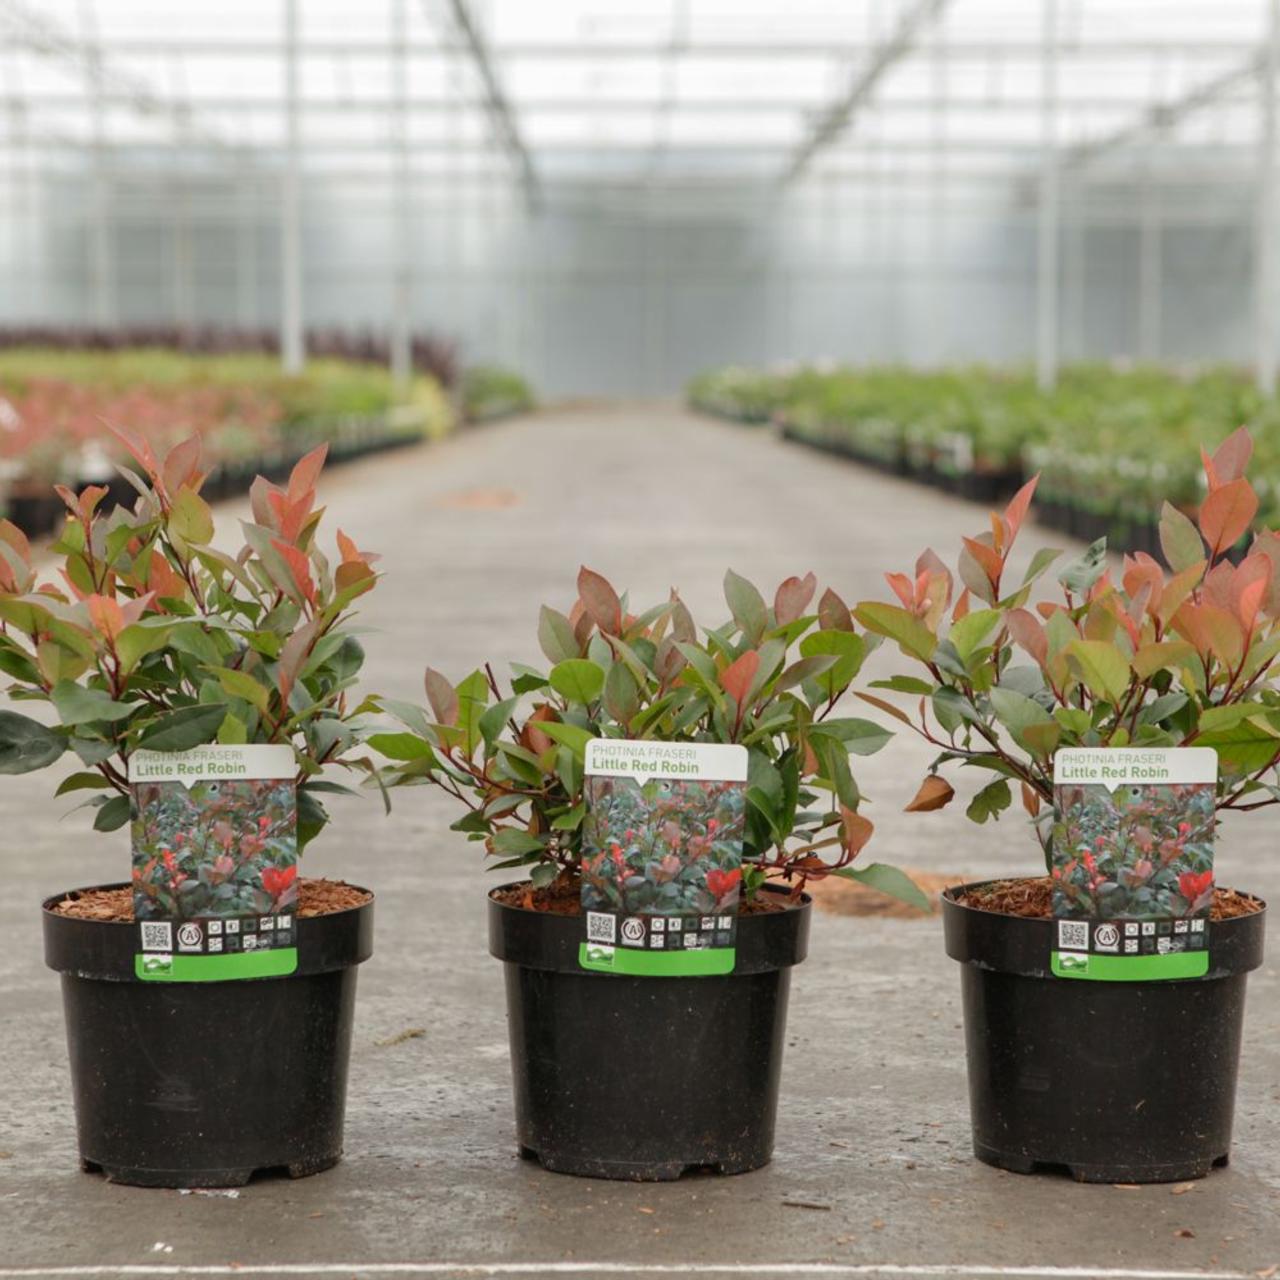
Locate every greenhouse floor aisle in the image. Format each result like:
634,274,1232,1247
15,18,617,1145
1,402,1277,1278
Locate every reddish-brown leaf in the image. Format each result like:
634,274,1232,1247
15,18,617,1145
774,572,817,625
818,586,854,632
1208,426,1253,486
1020,782,1042,817
1002,474,1039,541
1198,477,1258,558
105,423,158,477
87,594,125,642
271,538,317,607
840,806,874,857
288,444,329,504
162,435,203,498
577,565,622,635
424,668,460,726
720,649,760,709
884,571,915,610
904,775,955,813
1006,607,1048,668
953,588,972,621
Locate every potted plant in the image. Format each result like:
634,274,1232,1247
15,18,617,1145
855,434,1268,1183
0,427,385,1187
376,567,926,1180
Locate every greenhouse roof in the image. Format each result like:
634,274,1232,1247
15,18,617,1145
1,0,1275,202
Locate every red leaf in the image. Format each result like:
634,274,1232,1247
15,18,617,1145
270,538,316,607
774,572,817,625
1208,427,1252,487
1002,474,1039,541
720,649,760,709
577,565,622,635
105,423,158,478
885,572,915,610
288,444,329,503
162,435,204,497
1198,478,1258,559
1006,607,1048,668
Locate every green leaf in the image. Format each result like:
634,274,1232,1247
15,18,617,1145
797,630,866,692
870,675,935,696
966,779,1012,824
93,794,131,832
535,719,593,761
217,712,248,745
135,703,227,751
603,661,640,724
949,609,1002,664
491,828,547,856
1018,546,1063,588
478,697,518,751
54,770,111,796
116,623,173,675
988,686,1055,751
211,667,271,715
1159,501,1205,573
831,863,932,913
812,717,893,756
169,487,215,545
724,569,767,644
51,681,137,727
1197,716,1280,774
1057,538,1108,595
537,606,579,664
549,658,605,705
0,711,66,773
1066,640,1130,704
853,602,936,662
368,732,434,762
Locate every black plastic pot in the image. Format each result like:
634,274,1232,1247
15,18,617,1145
43,882,374,1188
489,883,810,1181
943,881,1265,1183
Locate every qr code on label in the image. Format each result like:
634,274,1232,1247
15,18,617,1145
140,921,172,952
1057,919,1090,951
586,912,616,944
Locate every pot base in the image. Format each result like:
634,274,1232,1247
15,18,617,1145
80,1151,341,1189
518,1144,767,1182
974,1143,1230,1185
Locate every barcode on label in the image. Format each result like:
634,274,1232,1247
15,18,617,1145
586,912,616,944
140,921,172,952
1057,919,1090,951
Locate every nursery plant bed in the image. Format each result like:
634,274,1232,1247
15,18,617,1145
488,879,809,1181
942,878,1265,1184
43,878,374,1188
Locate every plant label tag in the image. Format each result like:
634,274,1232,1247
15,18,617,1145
578,739,748,976
129,745,299,982
1050,747,1217,981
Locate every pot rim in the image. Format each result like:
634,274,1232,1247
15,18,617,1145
486,877,809,916
942,876,1267,920
488,878,811,976
42,878,375,924
942,876,1265,980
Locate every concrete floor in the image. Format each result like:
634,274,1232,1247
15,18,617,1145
1,403,1277,1279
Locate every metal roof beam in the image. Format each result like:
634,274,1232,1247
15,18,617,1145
9,37,1262,60
781,0,952,183
436,0,539,210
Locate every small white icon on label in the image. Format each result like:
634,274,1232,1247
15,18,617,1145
259,917,274,931
1191,918,1206,932
208,937,223,953
176,922,203,952
649,934,664,949
1141,921,1156,936
718,915,733,930
620,917,646,945
1093,923,1120,952
208,920,223,936
1124,922,1139,936
225,919,241,935
650,917,665,932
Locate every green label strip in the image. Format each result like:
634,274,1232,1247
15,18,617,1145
135,948,298,983
578,943,735,976
1051,950,1209,982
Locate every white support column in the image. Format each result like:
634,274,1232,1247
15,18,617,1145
280,0,305,373
1036,0,1060,391
171,177,192,328
236,164,259,329
1256,0,1279,396
1063,175,1086,360
1138,158,1162,361
929,21,948,366
390,0,412,391
83,5,115,326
